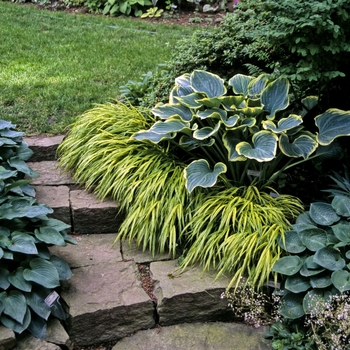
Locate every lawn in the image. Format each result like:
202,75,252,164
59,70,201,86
0,2,202,135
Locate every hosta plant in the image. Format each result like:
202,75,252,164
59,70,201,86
133,70,350,193
0,120,76,338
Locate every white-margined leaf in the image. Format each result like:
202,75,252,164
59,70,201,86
190,70,226,98
228,74,254,97
262,114,303,133
151,103,193,122
279,132,318,159
223,130,247,162
193,122,221,140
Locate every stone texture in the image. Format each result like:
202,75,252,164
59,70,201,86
28,161,75,186
16,332,61,350
121,240,173,264
25,135,65,162
151,260,233,326
70,190,121,234
112,322,271,350
44,318,71,348
50,234,122,268
61,261,155,346
34,185,70,225
0,326,16,350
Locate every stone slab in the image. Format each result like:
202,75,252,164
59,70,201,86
70,190,121,234
151,260,233,326
61,261,155,346
50,234,122,269
112,322,271,350
44,318,71,348
25,135,65,162
34,185,71,225
16,332,61,350
28,161,75,186
0,326,16,350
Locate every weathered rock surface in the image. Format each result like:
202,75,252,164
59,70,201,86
151,260,233,326
0,326,16,350
16,332,61,350
25,135,64,162
112,322,271,350
44,318,71,348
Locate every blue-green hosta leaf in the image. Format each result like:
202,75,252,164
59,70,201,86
0,137,17,147
332,221,350,243
239,117,256,128
43,218,71,233
0,120,16,130
0,167,17,180
3,290,27,324
238,107,264,118
184,160,227,193
0,201,53,220
8,267,32,292
0,227,10,237
220,95,245,109
0,291,5,313
248,74,269,97
300,228,328,251
332,196,350,217
278,230,306,254
223,130,247,162
300,256,325,277
279,293,305,319
150,119,192,135
35,227,66,246
285,275,311,293
132,130,176,143
300,96,318,117
174,93,204,109
220,115,239,128
316,109,350,146
1,307,31,334
293,212,317,232
190,70,226,98
196,97,222,109
175,73,191,89
60,231,77,245
0,267,10,289
193,122,221,140
151,103,193,122
8,234,38,255
27,313,47,339
179,135,215,151
303,289,333,315
261,78,289,119
236,131,278,162
25,288,52,320
272,256,303,276
197,108,227,121
332,270,350,293
17,142,34,161
0,129,24,139
169,84,194,103
8,158,39,178
309,202,340,226
50,255,72,281
228,74,254,97
23,258,60,288
314,247,345,271
310,274,332,289
315,140,343,161
36,244,51,259
263,114,303,133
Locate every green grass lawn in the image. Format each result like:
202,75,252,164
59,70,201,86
0,2,202,135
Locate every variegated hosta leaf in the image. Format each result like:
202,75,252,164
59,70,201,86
261,77,289,119
193,122,221,140
228,74,254,97
262,114,303,133
175,73,191,88
184,159,227,192
197,108,227,120
196,97,222,109
238,107,264,118
248,74,269,97
239,117,256,128
190,70,226,98
220,95,245,110
151,103,193,122
300,95,318,117
279,133,318,159
174,93,204,109
236,130,278,162
132,130,176,143
223,130,247,161
179,135,215,151
221,114,239,128
169,84,194,104
316,108,350,146
148,119,192,135
315,140,343,160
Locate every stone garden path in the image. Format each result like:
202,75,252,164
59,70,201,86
6,135,271,349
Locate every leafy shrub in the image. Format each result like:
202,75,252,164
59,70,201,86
0,120,76,338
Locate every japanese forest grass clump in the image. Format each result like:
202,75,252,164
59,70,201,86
0,120,76,338
58,69,350,289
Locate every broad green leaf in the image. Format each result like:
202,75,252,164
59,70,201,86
228,74,254,97
279,133,318,159
332,195,350,217
248,74,269,97
309,202,340,226
262,115,303,133
174,93,204,109
35,227,66,246
300,228,328,251
190,70,226,98
197,108,227,121
285,275,311,293
43,218,71,233
332,221,350,242
279,230,306,254
0,121,16,130
332,270,350,292
0,267,10,289
25,288,51,320
316,109,350,146
3,290,27,324
220,95,245,109
17,142,34,161
27,313,47,339
150,119,191,135
238,107,263,118
315,140,343,160
300,96,318,117
132,130,175,143
1,307,31,334
261,78,289,119
303,289,332,315
0,167,17,180
279,293,305,319
175,73,191,89
8,235,38,255
223,130,247,162
50,255,72,281
314,247,345,271
236,131,278,162
23,258,60,289
309,274,332,288
184,160,227,193
151,103,193,122
293,212,317,232
220,114,239,128
8,158,39,178
272,256,303,276
196,97,222,109
8,267,32,292
170,85,194,103
300,256,325,277
179,135,215,151
193,122,221,140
